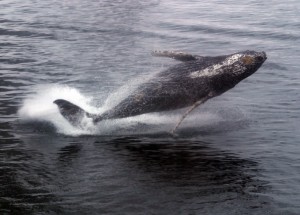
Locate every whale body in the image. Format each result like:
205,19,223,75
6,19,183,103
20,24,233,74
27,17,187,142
54,50,267,132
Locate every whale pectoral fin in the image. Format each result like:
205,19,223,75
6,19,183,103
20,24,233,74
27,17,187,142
171,97,210,134
152,50,201,62
53,99,98,127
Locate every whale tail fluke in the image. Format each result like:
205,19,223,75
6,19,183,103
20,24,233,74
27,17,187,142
53,99,100,127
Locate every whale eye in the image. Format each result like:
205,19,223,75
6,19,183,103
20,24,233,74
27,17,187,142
256,56,264,61
241,56,254,65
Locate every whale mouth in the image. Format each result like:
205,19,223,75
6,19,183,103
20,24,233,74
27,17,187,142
256,51,267,63
243,51,267,65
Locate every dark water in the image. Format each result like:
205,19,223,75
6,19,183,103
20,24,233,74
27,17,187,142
1,0,300,214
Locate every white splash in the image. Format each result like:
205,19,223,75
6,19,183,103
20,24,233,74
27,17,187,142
18,85,223,136
190,54,243,78
18,85,99,135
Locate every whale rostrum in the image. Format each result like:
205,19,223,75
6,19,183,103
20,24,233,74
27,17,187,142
54,50,267,133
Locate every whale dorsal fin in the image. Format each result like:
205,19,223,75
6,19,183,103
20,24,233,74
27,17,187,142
53,99,99,127
152,50,202,62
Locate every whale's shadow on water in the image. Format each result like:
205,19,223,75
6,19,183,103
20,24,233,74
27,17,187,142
102,137,262,189
89,137,273,213
0,128,274,214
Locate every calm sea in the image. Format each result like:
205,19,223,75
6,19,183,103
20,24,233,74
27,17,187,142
1,0,300,214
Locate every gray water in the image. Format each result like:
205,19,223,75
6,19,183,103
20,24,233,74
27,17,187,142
1,0,300,214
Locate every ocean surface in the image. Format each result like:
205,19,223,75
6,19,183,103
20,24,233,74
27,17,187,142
0,0,300,214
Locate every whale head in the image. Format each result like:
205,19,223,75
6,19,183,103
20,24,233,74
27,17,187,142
215,50,267,93
189,50,267,94
227,50,267,79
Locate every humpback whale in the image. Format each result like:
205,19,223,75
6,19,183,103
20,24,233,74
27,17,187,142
54,50,267,133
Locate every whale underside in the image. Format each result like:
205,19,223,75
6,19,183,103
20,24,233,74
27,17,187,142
54,50,267,132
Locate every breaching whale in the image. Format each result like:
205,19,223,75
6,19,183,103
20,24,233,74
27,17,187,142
54,50,267,133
